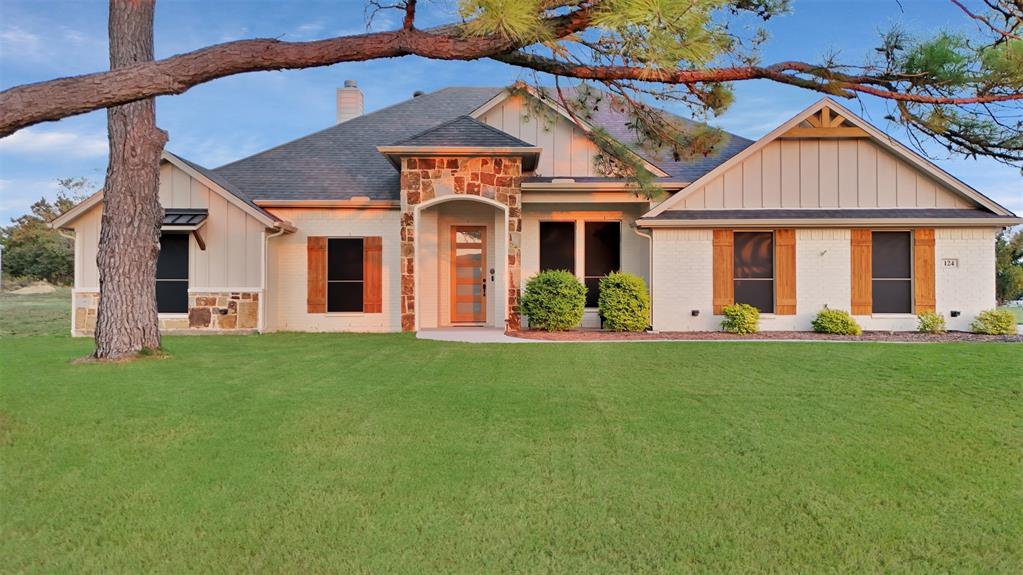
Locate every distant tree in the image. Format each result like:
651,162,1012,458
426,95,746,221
0,178,93,286
996,228,1023,303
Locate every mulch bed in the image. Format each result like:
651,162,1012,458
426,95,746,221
510,329,1023,343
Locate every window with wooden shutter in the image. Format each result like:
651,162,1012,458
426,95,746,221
850,229,872,315
307,236,327,313
363,236,383,313
774,229,796,315
712,230,734,314
872,231,912,314
913,228,935,314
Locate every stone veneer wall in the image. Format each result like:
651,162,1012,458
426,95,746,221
71,290,258,335
399,156,522,332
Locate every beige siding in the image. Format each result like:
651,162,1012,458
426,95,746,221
477,94,599,178
264,207,401,332
71,161,265,291
680,139,973,210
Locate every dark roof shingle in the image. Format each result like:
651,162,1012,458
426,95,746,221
392,115,535,148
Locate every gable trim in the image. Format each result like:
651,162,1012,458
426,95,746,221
469,85,672,178
643,98,1016,218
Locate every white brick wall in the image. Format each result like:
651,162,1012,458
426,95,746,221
651,227,1001,332
935,228,997,331
265,208,402,332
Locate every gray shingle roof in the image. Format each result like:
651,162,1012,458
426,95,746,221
214,88,503,201
392,115,535,147
648,208,1005,220
210,86,753,202
169,152,281,221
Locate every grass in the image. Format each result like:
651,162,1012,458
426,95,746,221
998,305,1023,324
0,287,71,336
1,331,1021,573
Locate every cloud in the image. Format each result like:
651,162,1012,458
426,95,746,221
0,128,107,158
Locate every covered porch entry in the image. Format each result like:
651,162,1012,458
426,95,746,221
415,195,510,330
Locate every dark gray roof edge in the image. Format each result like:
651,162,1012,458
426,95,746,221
391,115,535,147
165,151,281,222
647,208,1009,220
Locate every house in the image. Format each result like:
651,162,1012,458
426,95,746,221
51,82,1021,335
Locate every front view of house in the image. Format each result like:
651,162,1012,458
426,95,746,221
52,82,1021,335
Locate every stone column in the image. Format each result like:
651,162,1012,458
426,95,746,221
399,156,522,332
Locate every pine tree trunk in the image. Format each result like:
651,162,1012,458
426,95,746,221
93,0,167,359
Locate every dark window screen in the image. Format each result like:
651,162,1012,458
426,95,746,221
539,221,575,274
156,233,189,313
327,238,364,312
733,231,774,313
872,231,912,313
584,221,621,308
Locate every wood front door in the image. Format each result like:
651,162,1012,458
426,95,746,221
450,226,487,324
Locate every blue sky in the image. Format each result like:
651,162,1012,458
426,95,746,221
0,0,1019,222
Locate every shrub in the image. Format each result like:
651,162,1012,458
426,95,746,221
970,309,1017,335
721,303,759,334
597,272,651,332
916,311,946,334
520,270,586,331
811,308,862,335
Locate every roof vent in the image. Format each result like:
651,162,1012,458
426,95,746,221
413,90,425,98
336,80,364,124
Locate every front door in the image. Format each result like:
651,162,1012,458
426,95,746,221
450,226,487,324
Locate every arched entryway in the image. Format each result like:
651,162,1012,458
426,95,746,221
414,195,509,330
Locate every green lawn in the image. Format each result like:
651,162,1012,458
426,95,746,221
1,332,1021,573
0,287,71,336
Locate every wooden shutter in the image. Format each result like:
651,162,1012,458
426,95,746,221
712,230,734,314
850,229,872,315
913,228,936,314
774,229,796,315
363,236,383,313
307,236,327,313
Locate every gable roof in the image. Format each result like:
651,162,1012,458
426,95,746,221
644,98,1018,220
49,151,283,229
392,115,535,148
213,88,503,202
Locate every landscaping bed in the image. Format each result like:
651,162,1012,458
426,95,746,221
512,329,1023,343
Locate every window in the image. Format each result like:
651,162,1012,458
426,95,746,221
583,221,621,308
871,231,912,313
733,231,774,313
327,238,364,312
156,233,189,313
539,221,575,274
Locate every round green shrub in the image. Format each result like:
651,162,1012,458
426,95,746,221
970,309,1017,335
916,311,946,334
811,308,862,335
597,272,651,332
721,303,760,334
520,270,586,331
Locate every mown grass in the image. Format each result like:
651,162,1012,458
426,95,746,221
1,333,1021,573
0,288,71,337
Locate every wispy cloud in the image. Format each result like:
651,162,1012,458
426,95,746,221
0,128,107,158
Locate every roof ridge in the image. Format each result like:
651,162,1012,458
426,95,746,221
391,114,534,147
213,87,503,172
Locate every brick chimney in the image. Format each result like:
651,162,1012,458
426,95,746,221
336,80,364,124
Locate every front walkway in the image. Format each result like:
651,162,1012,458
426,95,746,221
416,328,535,344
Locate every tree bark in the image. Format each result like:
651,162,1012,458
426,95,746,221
93,0,167,359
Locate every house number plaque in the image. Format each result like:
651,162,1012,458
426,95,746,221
942,258,959,268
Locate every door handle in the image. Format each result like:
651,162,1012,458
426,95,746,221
481,278,486,297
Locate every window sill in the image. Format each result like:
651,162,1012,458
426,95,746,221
158,313,188,318
324,312,367,317
870,313,916,319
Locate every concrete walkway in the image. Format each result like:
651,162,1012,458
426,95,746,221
416,328,537,343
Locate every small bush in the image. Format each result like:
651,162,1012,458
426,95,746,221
916,311,946,334
721,303,759,334
520,270,586,331
970,309,1017,335
812,308,862,335
598,272,651,332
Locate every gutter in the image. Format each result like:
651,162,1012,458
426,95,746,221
631,223,654,331
636,217,1023,228
259,225,289,334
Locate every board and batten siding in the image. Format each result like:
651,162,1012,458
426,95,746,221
677,139,974,210
477,94,600,178
71,161,265,291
